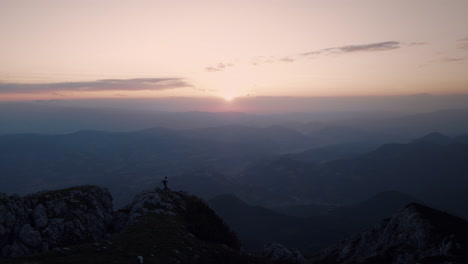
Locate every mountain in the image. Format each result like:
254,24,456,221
333,108,468,138
412,132,452,145
240,133,468,217
283,142,381,163
0,126,310,207
310,203,468,264
0,102,285,134
208,194,348,255
326,191,420,232
273,191,419,223
1,186,266,264
209,191,421,255
170,170,299,208
412,132,468,145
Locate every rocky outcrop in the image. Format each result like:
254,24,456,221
114,188,241,250
114,187,185,228
263,243,306,264
0,185,113,257
310,203,468,264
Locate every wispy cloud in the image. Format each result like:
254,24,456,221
279,57,295,63
458,38,468,50
207,40,420,69
205,63,234,72
407,42,429,46
299,51,321,57
0,78,192,94
301,41,401,57
335,41,400,53
439,57,465,62
250,56,275,66
205,67,223,72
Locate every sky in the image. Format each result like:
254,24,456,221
1,0,468,103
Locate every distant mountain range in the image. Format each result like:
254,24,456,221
239,132,468,218
0,123,403,207
0,125,315,206
2,101,468,137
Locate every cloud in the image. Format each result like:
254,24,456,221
205,67,223,72
251,56,276,66
407,42,429,46
299,51,321,57
211,40,411,69
279,57,295,63
333,41,400,53
0,78,192,94
439,57,465,62
205,63,234,72
301,41,401,57
458,38,468,50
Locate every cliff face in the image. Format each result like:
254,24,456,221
310,203,468,264
0,185,113,257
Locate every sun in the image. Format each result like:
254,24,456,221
223,95,234,102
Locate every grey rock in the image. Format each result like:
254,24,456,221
121,188,183,226
0,185,114,257
263,243,306,264
19,224,42,248
10,194,21,200
310,203,468,264
0,205,7,224
3,241,30,257
32,204,48,228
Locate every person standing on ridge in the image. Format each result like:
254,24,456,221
162,176,169,190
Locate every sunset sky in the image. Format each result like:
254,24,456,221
1,0,468,102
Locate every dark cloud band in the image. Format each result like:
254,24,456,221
302,41,401,57
0,78,192,94
335,41,400,53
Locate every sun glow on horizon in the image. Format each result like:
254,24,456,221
223,95,234,102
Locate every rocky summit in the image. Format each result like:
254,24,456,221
310,203,468,264
4,185,468,264
262,243,306,264
0,185,113,257
0,186,265,264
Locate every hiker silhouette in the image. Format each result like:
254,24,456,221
161,176,169,190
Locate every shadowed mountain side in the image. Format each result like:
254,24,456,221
208,192,421,256
310,203,468,264
168,171,300,208
325,191,421,232
412,132,468,145
239,133,468,217
208,194,348,255
273,191,419,222
282,142,382,163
